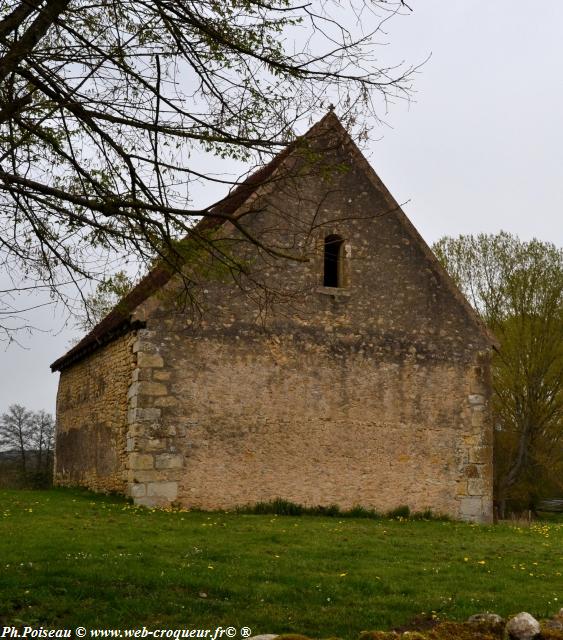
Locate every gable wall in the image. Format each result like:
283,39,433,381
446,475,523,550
54,331,136,492
125,128,494,521
159,131,489,355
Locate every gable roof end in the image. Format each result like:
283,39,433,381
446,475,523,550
50,111,496,372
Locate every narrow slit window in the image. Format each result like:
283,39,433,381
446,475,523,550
323,234,344,287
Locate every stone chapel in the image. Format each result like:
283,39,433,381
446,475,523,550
51,112,496,522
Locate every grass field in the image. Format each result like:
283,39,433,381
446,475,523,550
0,489,562,637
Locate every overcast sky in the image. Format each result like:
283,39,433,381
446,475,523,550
1,1,562,415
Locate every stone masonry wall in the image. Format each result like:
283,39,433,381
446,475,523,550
126,329,493,520
122,117,494,521
54,332,137,492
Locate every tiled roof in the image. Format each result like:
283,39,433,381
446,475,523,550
50,121,303,372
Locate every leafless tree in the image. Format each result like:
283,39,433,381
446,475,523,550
31,409,54,478
0,404,54,486
0,0,418,340
0,403,33,478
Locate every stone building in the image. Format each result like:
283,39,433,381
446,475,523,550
51,112,496,522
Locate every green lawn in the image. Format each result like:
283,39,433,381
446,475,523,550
0,489,561,637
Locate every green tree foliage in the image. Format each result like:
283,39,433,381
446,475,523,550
0,0,417,340
433,232,563,515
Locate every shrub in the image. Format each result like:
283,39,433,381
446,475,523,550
386,505,411,519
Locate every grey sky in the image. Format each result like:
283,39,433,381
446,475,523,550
1,1,562,415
